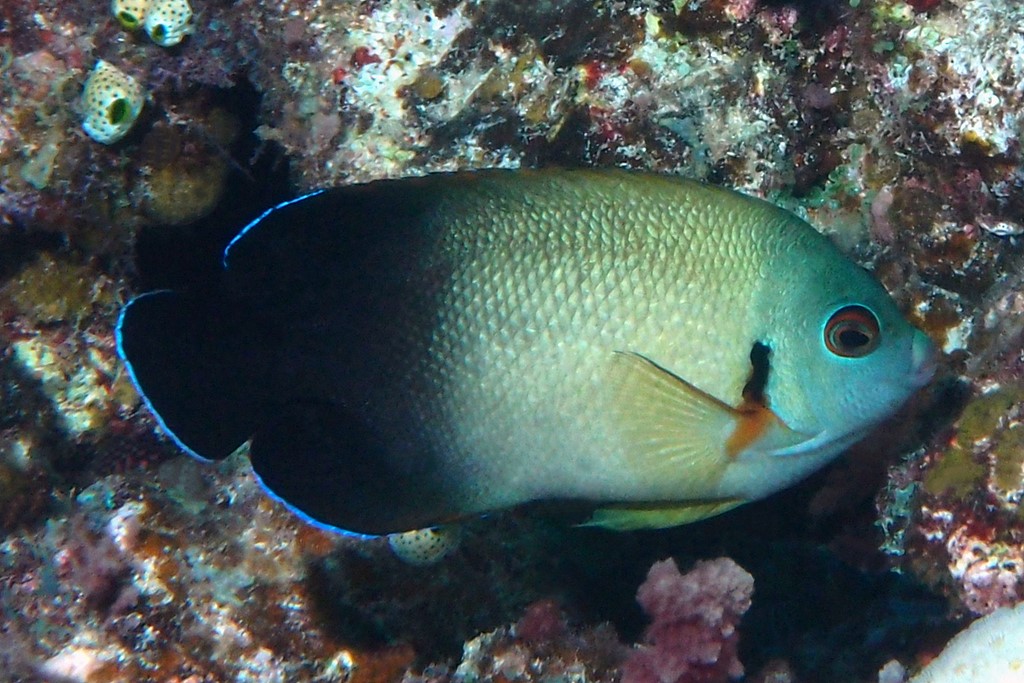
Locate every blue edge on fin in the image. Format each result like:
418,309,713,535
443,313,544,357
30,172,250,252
222,189,326,269
116,189,380,540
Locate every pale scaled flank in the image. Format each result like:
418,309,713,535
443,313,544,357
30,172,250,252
910,601,1024,682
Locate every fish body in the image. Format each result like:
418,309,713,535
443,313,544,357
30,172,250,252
117,169,935,535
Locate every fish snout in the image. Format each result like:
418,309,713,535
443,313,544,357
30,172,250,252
909,329,938,387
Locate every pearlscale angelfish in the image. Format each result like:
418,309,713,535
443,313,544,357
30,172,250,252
117,169,936,536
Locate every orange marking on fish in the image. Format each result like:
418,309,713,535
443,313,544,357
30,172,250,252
726,401,782,458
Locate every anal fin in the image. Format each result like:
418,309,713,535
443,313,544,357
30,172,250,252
116,291,269,460
248,403,455,537
580,499,745,531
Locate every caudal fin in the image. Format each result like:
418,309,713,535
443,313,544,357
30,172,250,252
116,290,270,460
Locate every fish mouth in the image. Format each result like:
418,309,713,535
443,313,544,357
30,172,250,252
909,329,939,388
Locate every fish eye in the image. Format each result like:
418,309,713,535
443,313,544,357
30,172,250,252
824,305,880,358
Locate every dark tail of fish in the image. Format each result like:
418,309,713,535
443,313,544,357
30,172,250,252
116,290,272,460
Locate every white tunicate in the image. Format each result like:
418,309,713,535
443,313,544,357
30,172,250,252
387,525,460,565
80,60,144,145
144,0,193,47
111,0,151,30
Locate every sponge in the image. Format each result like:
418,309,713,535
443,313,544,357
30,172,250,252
910,602,1024,682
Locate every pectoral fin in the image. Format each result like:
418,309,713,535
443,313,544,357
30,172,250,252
580,498,745,531
608,351,810,486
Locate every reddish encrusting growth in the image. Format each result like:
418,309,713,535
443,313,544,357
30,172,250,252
623,557,754,683
350,45,382,68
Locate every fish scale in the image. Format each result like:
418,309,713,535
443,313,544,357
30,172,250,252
421,174,789,503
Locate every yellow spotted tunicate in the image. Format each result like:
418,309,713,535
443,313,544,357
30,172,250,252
81,61,144,145
144,0,193,47
387,525,460,565
111,0,151,30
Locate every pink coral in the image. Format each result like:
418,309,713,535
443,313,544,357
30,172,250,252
623,557,754,683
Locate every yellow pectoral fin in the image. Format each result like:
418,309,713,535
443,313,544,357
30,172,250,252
609,351,736,484
580,498,746,531
608,352,810,485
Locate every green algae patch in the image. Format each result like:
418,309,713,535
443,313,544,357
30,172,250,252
958,388,1024,442
924,443,986,500
925,386,1024,502
993,423,1024,495
3,254,119,325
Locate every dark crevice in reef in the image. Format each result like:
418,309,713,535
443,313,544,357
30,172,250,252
132,80,291,295
0,230,66,285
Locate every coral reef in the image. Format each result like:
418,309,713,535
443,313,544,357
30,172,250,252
876,226,1024,619
406,599,625,683
0,0,260,250
2,0,1024,679
0,451,748,683
880,379,1024,616
0,453,351,681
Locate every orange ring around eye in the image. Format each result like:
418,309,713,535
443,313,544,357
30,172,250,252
824,305,880,358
